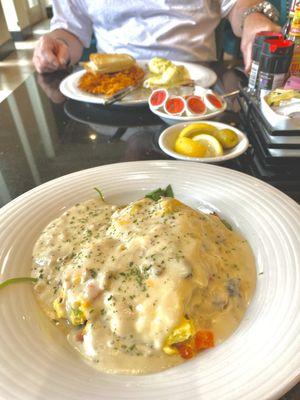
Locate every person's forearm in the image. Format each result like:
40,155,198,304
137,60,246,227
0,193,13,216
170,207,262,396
228,0,264,37
48,29,84,65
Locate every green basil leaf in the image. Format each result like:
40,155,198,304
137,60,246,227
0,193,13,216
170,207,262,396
145,185,174,201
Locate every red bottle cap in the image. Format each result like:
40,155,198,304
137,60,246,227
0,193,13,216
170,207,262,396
264,39,294,55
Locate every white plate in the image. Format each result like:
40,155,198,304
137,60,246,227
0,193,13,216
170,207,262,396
59,61,217,106
0,161,299,400
159,121,249,163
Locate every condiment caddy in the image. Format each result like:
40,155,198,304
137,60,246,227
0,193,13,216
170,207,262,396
238,87,300,161
242,8,300,161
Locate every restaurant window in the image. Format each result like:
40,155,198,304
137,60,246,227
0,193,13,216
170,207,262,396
1,0,19,32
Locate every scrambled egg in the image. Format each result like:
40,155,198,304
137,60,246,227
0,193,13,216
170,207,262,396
148,57,172,75
144,57,190,88
163,318,195,355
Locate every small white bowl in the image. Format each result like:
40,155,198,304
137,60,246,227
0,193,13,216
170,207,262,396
158,121,249,163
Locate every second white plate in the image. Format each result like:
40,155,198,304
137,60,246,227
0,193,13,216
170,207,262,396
59,61,217,106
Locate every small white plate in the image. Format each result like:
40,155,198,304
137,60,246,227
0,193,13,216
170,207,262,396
59,61,217,106
159,121,249,163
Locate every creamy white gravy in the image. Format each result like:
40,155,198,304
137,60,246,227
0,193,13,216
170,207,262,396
32,196,256,374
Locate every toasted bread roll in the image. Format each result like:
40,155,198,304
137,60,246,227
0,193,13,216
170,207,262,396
84,53,136,74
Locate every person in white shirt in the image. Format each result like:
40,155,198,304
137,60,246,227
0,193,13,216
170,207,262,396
33,0,280,74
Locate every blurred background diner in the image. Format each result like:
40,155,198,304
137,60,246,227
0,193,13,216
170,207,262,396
0,0,289,101
31,0,281,74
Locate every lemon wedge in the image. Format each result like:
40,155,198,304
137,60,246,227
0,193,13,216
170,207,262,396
178,123,219,139
174,137,206,157
214,129,239,149
192,134,223,157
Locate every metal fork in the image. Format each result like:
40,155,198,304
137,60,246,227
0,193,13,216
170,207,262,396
102,84,239,106
102,85,138,105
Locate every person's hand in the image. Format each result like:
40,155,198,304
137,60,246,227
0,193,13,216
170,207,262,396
241,13,281,73
33,35,70,74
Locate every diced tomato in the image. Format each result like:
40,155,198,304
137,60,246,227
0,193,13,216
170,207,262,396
176,343,194,359
194,330,214,352
75,331,84,342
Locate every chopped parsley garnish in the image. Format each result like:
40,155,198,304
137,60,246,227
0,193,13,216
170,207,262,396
90,269,97,278
118,265,149,292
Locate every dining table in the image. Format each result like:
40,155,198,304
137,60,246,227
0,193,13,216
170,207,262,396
0,60,299,399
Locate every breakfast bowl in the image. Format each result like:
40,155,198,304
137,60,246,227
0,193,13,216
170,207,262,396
158,121,249,163
0,161,299,400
